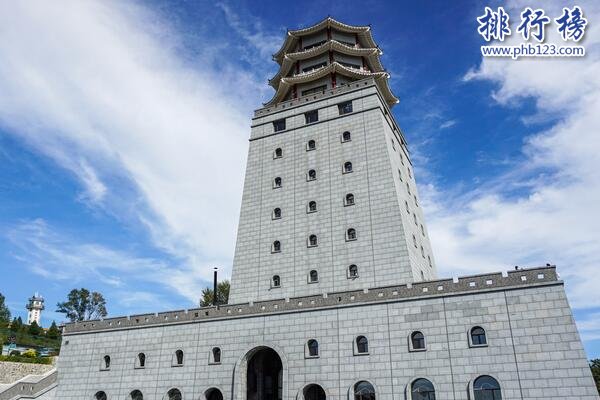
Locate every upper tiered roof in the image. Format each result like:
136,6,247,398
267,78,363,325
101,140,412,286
265,17,398,108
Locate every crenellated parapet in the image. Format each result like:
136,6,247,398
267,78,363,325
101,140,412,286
265,17,398,108
63,266,559,334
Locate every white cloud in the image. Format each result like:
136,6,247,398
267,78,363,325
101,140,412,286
439,119,457,129
6,219,204,305
423,0,600,330
0,1,266,285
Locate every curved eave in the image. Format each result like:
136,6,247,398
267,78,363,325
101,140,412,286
264,62,398,108
269,41,384,89
273,17,375,64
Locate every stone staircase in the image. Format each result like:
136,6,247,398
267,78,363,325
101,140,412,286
0,369,57,400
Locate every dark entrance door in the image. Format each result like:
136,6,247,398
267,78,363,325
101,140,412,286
247,347,282,400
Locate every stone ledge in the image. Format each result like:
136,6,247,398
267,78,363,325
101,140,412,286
63,266,559,335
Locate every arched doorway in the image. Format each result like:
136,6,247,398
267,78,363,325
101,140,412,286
247,347,282,400
303,384,326,400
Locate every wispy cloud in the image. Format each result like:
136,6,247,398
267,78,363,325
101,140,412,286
423,0,600,315
439,119,457,129
6,219,204,305
0,1,266,287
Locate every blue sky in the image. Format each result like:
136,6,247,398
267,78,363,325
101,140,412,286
1,0,599,359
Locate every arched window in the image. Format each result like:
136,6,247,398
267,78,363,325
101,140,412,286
307,169,317,181
274,148,282,158
308,201,317,213
345,193,355,206
303,384,326,400
205,388,223,400
103,355,110,369
356,336,368,354
212,347,221,363
473,376,502,400
343,161,353,173
353,381,375,400
346,228,357,241
470,327,487,346
273,208,282,219
272,240,281,253
307,339,319,357
342,131,352,142
411,331,426,350
309,270,318,283
137,352,145,368
130,390,143,400
167,388,182,400
308,234,318,247
274,177,282,188
95,391,107,400
175,350,184,365
411,378,435,400
307,139,316,151
348,264,358,278
272,275,281,288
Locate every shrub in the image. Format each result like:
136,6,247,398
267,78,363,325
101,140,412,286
22,349,37,358
9,350,21,356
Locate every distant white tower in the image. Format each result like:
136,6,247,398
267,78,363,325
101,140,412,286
26,293,44,325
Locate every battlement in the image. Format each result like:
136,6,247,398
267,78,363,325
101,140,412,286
63,266,559,335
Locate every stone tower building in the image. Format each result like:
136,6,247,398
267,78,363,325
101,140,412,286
229,18,435,304
26,292,44,325
39,17,599,400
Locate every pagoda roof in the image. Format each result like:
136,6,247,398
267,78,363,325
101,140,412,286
264,62,398,107
273,17,377,64
269,40,384,89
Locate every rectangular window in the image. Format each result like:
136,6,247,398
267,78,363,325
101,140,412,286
337,60,361,69
303,40,326,50
273,119,286,132
302,62,327,73
305,110,318,124
301,85,327,96
338,101,353,115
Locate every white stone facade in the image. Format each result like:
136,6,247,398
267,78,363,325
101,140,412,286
229,81,435,304
55,268,598,400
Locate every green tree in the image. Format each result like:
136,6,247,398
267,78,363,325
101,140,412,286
27,320,41,336
56,288,108,322
10,317,23,332
199,280,230,307
0,292,10,324
591,359,600,394
46,321,60,339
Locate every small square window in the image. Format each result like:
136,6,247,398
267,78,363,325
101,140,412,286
305,110,318,124
338,101,353,115
306,139,316,151
341,131,352,142
273,119,286,132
